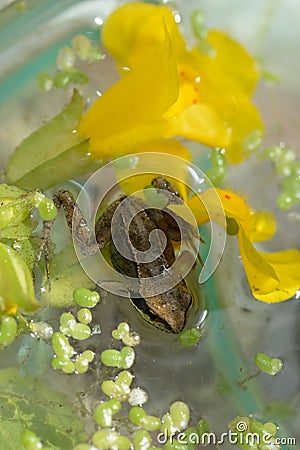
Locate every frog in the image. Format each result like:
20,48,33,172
40,176,202,333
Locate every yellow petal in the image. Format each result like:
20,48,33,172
188,189,299,302
165,104,230,150
194,30,260,95
247,211,277,242
101,3,263,163
251,249,300,303
187,188,251,226
115,140,191,201
102,2,187,69
237,227,279,296
181,31,264,162
79,21,178,157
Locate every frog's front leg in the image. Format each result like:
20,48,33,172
39,190,124,260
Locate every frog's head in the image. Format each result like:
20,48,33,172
131,283,192,333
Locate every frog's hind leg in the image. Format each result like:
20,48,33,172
38,190,99,285
37,219,54,285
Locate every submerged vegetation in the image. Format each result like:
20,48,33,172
0,1,299,448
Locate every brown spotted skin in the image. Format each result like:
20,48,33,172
40,178,199,332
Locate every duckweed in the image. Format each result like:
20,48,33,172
69,70,89,85
128,388,148,406
197,418,210,436
59,310,92,340
250,419,277,437
29,321,53,340
100,346,135,369
133,429,152,450
52,332,75,358
52,310,95,374
93,399,122,427
101,349,121,367
254,352,283,375
210,148,227,168
242,129,263,154
20,429,41,448
37,197,57,221
169,401,190,431
72,34,92,60
119,346,135,368
36,72,53,92
21,429,54,450
56,46,76,71
262,143,300,210
229,416,280,450
73,288,100,308
101,370,133,401
59,359,75,374
161,413,176,435
161,401,190,436
129,407,161,431
177,328,201,347
205,166,227,186
73,445,94,450
164,438,191,450
37,34,101,92
53,71,71,88
81,349,95,363
77,308,93,324
112,322,141,347
71,34,102,62
70,322,91,341
74,354,90,374
206,148,228,186
40,313,286,449
59,312,76,336
190,9,207,41
226,217,240,236
92,430,131,450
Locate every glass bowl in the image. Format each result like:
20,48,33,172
0,1,299,449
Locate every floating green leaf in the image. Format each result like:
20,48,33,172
0,367,86,449
0,242,39,314
6,91,100,191
40,243,94,308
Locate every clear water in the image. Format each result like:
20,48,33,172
0,1,299,449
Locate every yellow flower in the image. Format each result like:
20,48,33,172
187,189,300,302
79,2,263,163
79,15,179,160
78,2,299,303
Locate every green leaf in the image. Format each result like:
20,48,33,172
18,335,53,377
0,367,87,449
0,216,37,240
6,91,101,191
2,238,36,271
0,184,27,199
0,242,39,313
10,139,100,191
40,243,94,308
0,186,43,229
